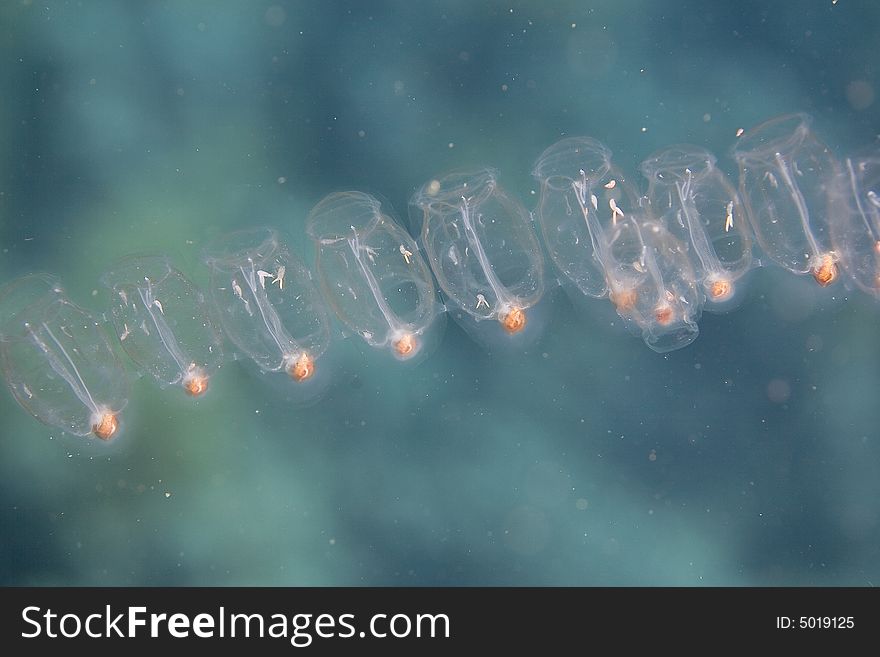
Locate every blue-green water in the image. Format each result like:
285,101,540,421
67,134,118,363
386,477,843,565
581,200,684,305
1,1,878,585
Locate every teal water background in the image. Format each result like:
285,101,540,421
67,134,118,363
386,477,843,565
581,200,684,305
1,0,879,585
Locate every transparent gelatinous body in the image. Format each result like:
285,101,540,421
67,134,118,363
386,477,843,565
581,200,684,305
307,191,443,361
632,218,704,352
595,212,703,352
410,169,544,334
599,214,653,318
203,227,331,380
732,113,841,286
831,152,880,299
0,274,129,440
532,137,642,300
101,255,222,396
641,145,753,311
532,141,652,324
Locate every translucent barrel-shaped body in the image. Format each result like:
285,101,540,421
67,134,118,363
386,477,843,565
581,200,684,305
101,255,223,396
732,113,841,287
532,137,642,300
632,218,704,352
641,145,753,310
597,213,703,352
599,214,654,319
307,191,443,361
0,275,129,440
203,227,331,382
831,152,880,299
410,169,544,335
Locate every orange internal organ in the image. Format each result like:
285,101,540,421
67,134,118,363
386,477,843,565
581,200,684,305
610,288,638,313
654,304,675,326
183,373,209,397
92,413,119,441
393,333,418,358
500,307,527,334
287,353,315,382
708,278,733,302
811,253,838,287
